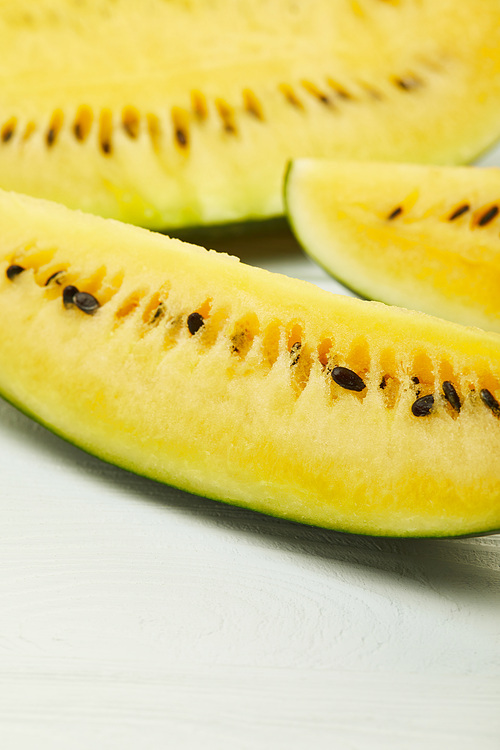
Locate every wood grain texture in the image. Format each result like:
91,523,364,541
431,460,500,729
1,142,500,748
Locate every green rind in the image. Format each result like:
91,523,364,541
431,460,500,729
170,216,288,249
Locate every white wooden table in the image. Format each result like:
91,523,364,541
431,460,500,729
1,146,500,749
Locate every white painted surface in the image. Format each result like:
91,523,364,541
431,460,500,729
1,145,500,749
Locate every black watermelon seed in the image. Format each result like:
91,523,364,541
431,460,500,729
480,388,500,416
62,284,79,308
187,311,204,335
477,205,499,227
442,381,461,412
379,376,387,390
175,128,188,147
412,376,420,384
411,394,434,416
6,264,25,280
387,206,403,220
448,203,470,221
151,303,165,322
394,75,422,91
44,270,63,286
331,366,366,392
333,88,351,101
290,342,301,366
74,291,100,314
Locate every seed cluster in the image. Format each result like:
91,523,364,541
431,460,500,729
4,261,500,421
62,284,100,314
6,264,100,315
386,198,500,228
0,55,436,157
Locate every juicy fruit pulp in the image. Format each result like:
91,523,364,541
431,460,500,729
1,190,500,537
1,1,500,229
285,160,500,333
